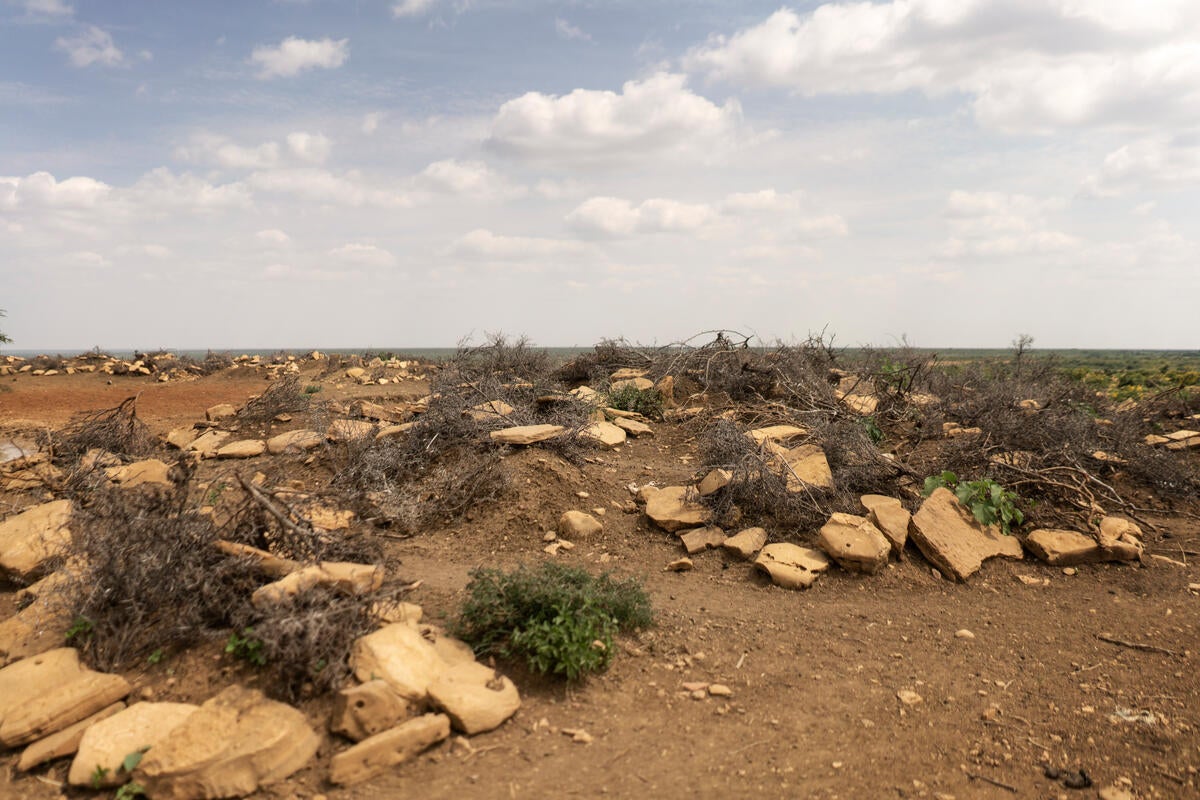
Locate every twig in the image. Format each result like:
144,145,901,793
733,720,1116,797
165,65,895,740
236,473,317,542
729,739,769,756
1097,633,1177,656
965,771,1018,793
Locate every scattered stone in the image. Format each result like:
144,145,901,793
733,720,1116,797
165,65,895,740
106,459,173,487
1016,574,1049,586
665,557,694,572
1062,567,1077,576
643,486,712,532
166,428,199,449
185,430,231,457
266,429,324,455
772,443,834,490
215,439,266,459
1098,516,1143,547
135,685,320,799
708,684,733,697
558,510,602,540
897,689,923,706
351,623,446,703
251,562,383,608
428,661,521,735
302,504,355,531
0,571,73,665
841,394,878,415
327,419,376,442
746,425,808,447
69,702,199,787
466,400,514,421
0,499,73,582
613,417,653,437
569,386,599,403
580,421,627,449
352,400,408,423
345,367,365,379
563,728,594,744
697,468,733,497
376,422,415,440
16,701,125,772
0,648,132,748
489,424,565,445
860,495,910,554
721,527,767,560
330,680,410,743
1098,786,1133,800
817,513,890,575
610,377,653,392
205,403,236,422
954,629,975,640
754,544,830,590
328,714,450,786
1024,528,1141,566
909,488,1023,582
610,368,647,381
679,526,726,555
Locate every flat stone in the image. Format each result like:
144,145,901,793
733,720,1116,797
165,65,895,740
185,430,230,457
776,444,833,490
352,400,408,423
580,421,627,449
215,439,266,459
909,488,1023,582
489,424,565,445
1024,529,1141,566
351,623,447,702
466,400,514,422
427,661,521,735
0,648,132,747
330,680,410,743
644,486,712,533
610,377,654,392
558,510,602,540
817,513,891,574
69,702,199,787
135,685,320,800
165,428,198,449
860,494,902,512
17,702,125,772
266,429,324,455
746,425,808,447
697,468,733,497
251,562,384,609
0,499,73,582
327,419,376,442
609,368,647,381
665,557,694,572
841,394,878,415
376,422,415,440
754,544,830,590
106,458,173,486
866,501,911,555
679,526,726,555
613,417,653,437
0,571,73,666
1098,516,1143,545
328,713,450,786
205,403,236,422
721,527,767,560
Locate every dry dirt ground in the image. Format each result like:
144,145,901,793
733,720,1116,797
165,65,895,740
2,369,1198,800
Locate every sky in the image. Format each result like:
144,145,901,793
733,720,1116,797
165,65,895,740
1,0,1198,351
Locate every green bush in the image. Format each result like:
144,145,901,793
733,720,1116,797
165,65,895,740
605,383,663,420
452,562,652,681
923,471,1024,535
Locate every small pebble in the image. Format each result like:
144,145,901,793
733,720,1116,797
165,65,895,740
1062,567,1077,576
708,684,733,697
954,629,975,640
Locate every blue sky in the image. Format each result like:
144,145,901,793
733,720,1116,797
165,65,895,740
2,0,1198,350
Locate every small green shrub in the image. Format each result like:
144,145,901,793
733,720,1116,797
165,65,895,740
66,615,94,643
225,627,267,667
452,562,652,681
863,416,883,444
605,383,663,420
116,783,146,800
923,471,1024,535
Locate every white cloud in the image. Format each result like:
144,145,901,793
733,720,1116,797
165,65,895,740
247,168,412,207
141,243,171,258
685,2,1200,133
417,159,510,197
329,243,397,268
0,171,111,209
23,0,72,17
255,228,291,245
251,37,348,79
392,0,437,18
721,189,803,214
176,134,281,170
566,196,717,238
55,25,123,68
361,112,383,135
449,229,585,261
286,132,332,164
555,18,591,42
485,72,743,165
1085,135,1200,195
938,190,1079,258
64,250,109,268
127,168,252,211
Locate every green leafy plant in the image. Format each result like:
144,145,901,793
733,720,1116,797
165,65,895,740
121,748,147,774
863,416,883,444
605,383,664,420
66,615,94,643
304,384,322,394
147,648,165,665
923,471,1025,535
452,562,652,682
115,782,147,800
91,765,110,789
224,627,267,667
